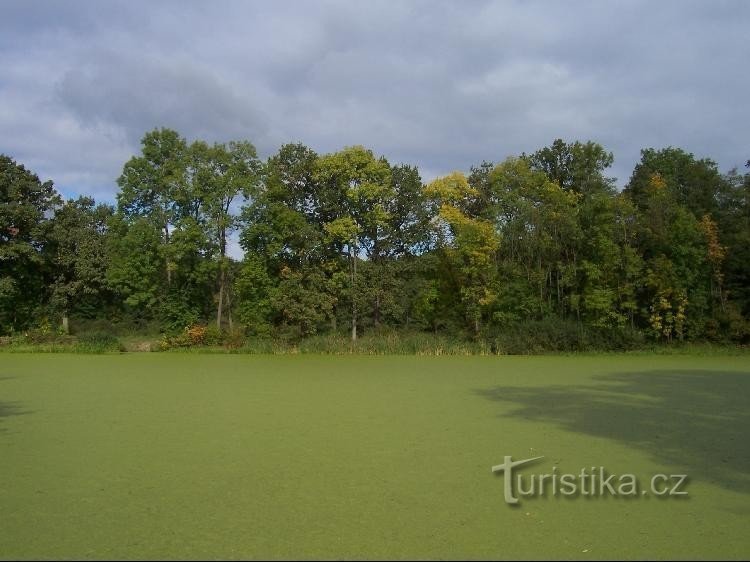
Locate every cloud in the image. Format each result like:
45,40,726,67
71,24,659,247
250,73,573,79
56,52,271,147
1,0,748,206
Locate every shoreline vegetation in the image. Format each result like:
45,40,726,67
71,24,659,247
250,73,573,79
2,134,750,349
1,329,747,356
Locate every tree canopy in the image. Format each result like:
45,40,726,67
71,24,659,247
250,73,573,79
2,133,748,348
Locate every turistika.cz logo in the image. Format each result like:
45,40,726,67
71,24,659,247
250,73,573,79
491,456,688,505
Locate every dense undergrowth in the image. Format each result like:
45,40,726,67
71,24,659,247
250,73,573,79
1,319,747,355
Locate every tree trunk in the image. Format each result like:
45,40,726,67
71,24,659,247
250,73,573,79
374,292,381,328
216,227,227,330
62,314,69,335
216,267,224,330
351,246,357,342
165,225,171,286
227,289,233,332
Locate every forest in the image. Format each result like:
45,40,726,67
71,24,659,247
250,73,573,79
2,129,749,351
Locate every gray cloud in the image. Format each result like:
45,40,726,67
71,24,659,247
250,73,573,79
1,0,748,204
56,52,271,147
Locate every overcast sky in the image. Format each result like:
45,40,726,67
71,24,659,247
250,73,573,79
2,0,748,203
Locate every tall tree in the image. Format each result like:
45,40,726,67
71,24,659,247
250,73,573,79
189,140,261,329
625,147,729,218
719,161,750,322
0,155,60,333
527,139,615,196
238,143,331,337
106,215,165,318
635,173,712,340
314,146,393,340
487,158,581,320
425,172,500,335
117,128,188,287
47,197,113,333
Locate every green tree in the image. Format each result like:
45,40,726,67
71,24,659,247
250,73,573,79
239,143,332,337
525,140,619,326
0,155,60,333
527,139,615,196
234,254,276,336
425,172,500,335
314,146,393,340
486,158,581,320
364,163,431,329
626,147,729,218
719,161,750,328
635,173,712,339
117,128,187,287
188,140,261,329
47,197,113,333
106,215,164,318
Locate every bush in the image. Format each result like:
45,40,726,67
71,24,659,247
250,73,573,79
294,330,483,355
204,325,224,346
223,328,246,350
158,324,225,349
483,319,575,354
24,317,62,344
69,315,162,337
583,325,645,351
185,324,208,346
74,332,124,353
159,296,200,335
483,319,645,354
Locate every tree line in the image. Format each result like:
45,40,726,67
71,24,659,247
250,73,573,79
2,129,749,348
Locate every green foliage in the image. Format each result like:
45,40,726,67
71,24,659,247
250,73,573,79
47,196,113,331
222,327,247,350
75,332,124,353
106,216,164,312
159,291,201,334
234,255,276,335
3,133,749,352
272,266,336,339
0,154,61,333
625,147,729,218
526,138,615,196
484,318,644,354
425,172,500,334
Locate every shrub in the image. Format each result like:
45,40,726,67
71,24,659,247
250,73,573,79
483,319,576,354
223,328,246,350
74,332,124,353
159,296,200,334
185,324,208,346
157,324,225,349
204,325,224,346
483,319,647,354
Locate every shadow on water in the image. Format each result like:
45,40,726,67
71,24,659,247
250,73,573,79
0,401,30,433
475,370,750,494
